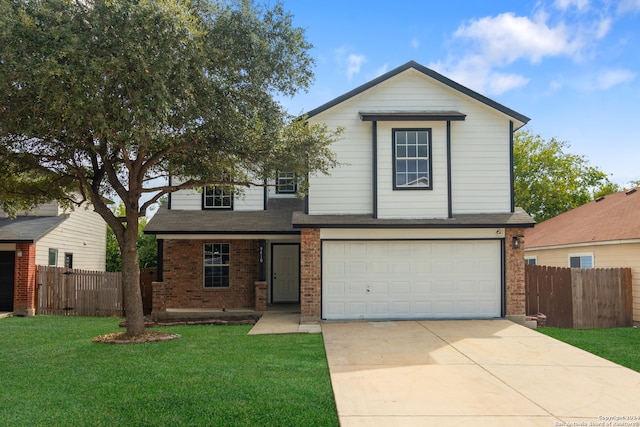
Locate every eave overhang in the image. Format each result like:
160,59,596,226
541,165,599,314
359,111,466,122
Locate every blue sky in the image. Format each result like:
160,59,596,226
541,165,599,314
276,0,640,186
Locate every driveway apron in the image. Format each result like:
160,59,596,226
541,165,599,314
322,320,640,427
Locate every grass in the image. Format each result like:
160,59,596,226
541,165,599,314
537,326,640,372
0,316,338,426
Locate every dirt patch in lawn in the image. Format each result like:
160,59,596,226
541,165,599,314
93,331,181,344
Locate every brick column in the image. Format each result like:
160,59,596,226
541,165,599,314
505,227,526,323
151,281,168,320
300,228,321,323
254,281,267,312
14,243,36,316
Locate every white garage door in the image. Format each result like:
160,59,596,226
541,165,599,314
322,240,502,320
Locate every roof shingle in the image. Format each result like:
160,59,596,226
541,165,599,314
525,188,640,248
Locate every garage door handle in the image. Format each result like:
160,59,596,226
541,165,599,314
367,285,370,293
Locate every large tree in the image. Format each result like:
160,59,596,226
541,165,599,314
513,129,618,222
0,0,339,336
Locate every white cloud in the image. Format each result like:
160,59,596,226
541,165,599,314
333,47,367,80
595,17,612,39
375,63,389,77
554,0,590,11
487,72,531,94
454,12,583,65
346,54,366,79
617,0,640,13
594,68,636,89
429,56,530,95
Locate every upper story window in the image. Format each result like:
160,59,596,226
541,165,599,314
203,186,233,209
569,253,593,268
393,129,432,190
276,172,297,194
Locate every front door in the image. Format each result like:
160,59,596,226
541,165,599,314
0,251,15,312
272,244,300,303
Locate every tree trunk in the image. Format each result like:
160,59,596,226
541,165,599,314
121,220,145,336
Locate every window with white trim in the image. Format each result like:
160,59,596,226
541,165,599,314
276,172,297,194
393,129,432,189
524,257,537,265
204,243,230,288
569,253,593,268
203,186,233,209
48,248,58,266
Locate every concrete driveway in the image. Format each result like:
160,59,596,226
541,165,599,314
322,320,640,426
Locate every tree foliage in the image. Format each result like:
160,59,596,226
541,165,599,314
0,0,340,336
106,204,157,272
513,129,618,222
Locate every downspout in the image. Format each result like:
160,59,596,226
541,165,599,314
509,120,515,213
446,121,453,218
372,121,378,219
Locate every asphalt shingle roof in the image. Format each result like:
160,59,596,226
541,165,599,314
525,188,640,248
0,215,68,242
144,198,304,235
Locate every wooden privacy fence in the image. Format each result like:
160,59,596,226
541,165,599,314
37,266,124,317
525,265,632,328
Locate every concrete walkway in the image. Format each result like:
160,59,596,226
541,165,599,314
322,320,640,426
248,310,321,335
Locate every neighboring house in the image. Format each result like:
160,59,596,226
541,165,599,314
0,200,106,315
145,60,535,323
524,188,640,325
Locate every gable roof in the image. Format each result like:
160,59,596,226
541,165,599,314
525,188,640,248
0,215,68,243
305,60,531,126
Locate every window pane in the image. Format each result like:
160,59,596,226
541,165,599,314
407,132,416,145
569,256,580,268
396,145,406,157
418,144,428,157
417,131,427,145
581,256,593,268
407,145,416,157
396,160,407,172
407,160,417,172
396,174,406,186
418,160,428,173
396,131,406,145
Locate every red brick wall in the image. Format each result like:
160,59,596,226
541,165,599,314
14,243,36,316
505,228,526,317
158,239,258,309
300,228,321,322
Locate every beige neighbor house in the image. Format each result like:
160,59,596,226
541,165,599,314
0,200,106,316
145,61,535,323
524,188,640,325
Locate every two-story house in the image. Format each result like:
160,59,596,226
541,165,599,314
0,200,107,315
145,61,535,323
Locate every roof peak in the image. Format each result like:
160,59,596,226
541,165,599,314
304,60,530,125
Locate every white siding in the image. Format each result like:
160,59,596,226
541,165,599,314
35,206,106,271
308,69,514,217
376,121,448,218
308,113,372,214
170,184,265,211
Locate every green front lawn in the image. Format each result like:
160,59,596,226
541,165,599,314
0,316,338,426
537,326,640,372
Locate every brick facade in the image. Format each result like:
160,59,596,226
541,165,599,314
14,243,36,316
299,228,321,322
154,239,259,311
505,227,526,319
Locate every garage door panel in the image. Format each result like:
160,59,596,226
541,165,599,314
323,240,501,320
